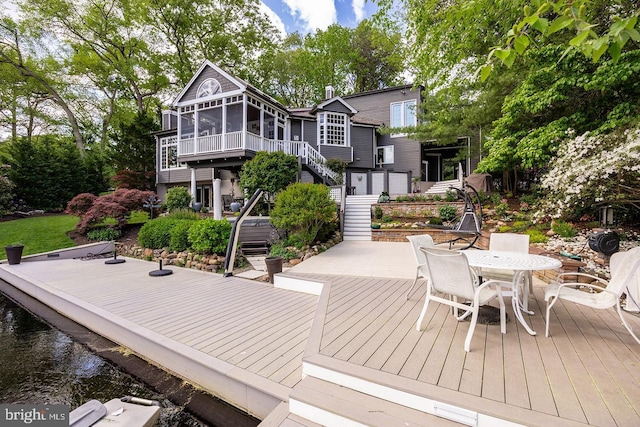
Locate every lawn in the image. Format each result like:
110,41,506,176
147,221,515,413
0,215,79,259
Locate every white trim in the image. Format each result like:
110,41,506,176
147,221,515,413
172,61,246,106
302,362,525,427
289,399,369,427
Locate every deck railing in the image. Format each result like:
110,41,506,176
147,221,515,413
178,131,339,182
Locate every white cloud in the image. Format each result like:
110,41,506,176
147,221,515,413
259,2,287,36
283,0,337,32
352,0,365,22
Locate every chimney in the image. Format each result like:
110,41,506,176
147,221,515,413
325,85,334,99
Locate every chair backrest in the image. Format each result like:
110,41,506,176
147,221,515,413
406,234,435,267
607,247,640,297
421,247,476,300
489,232,530,253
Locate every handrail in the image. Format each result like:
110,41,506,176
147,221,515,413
223,189,264,277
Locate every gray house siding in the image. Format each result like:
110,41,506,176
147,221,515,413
319,100,354,115
178,66,242,103
303,121,318,148
349,126,375,169
319,145,352,163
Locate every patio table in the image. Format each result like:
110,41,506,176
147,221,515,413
462,250,562,335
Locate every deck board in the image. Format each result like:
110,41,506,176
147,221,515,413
4,253,640,427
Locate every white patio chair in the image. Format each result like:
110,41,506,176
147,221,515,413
545,247,640,344
484,232,531,288
418,247,508,352
405,234,435,300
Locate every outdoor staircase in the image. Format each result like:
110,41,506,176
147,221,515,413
424,178,463,195
342,195,378,241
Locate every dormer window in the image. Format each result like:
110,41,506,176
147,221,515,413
197,78,221,98
318,112,348,146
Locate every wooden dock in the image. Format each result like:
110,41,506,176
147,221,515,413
2,242,640,426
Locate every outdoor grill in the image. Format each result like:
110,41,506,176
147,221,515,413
588,231,620,256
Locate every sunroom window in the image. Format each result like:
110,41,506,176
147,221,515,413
319,112,348,146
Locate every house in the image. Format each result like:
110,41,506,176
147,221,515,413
154,60,480,213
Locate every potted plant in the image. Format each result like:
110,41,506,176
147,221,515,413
371,223,381,229
4,243,24,265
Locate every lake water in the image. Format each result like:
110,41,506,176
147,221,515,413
0,290,258,426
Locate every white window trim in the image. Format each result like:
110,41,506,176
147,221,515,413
317,112,350,146
390,99,417,138
376,145,394,165
160,136,186,171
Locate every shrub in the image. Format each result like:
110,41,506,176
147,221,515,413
167,209,200,220
169,220,194,252
269,183,337,247
438,204,458,222
373,206,383,219
187,218,232,254
525,229,549,244
269,241,298,260
66,193,98,216
381,214,393,223
428,217,443,225
138,217,180,249
87,227,121,241
165,187,192,211
445,189,457,202
552,220,578,238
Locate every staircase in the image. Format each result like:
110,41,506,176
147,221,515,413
424,178,463,195
342,195,378,241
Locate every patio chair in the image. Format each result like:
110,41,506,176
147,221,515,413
485,232,532,295
419,247,507,352
222,194,233,211
405,234,435,300
545,247,640,344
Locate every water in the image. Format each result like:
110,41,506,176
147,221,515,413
0,291,248,426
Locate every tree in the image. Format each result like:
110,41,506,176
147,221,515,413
260,21,405,107
3,135,88,210
0,17,86,153
481,0,640,80
239,151,299,209
109,111,159,190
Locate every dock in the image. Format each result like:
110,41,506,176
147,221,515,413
2,241,640,426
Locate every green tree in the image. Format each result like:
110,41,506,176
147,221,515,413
3,135,88,210
239,151,299,209
109,111,159,190
269,183,337,247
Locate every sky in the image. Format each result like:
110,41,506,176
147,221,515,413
259,0,379,34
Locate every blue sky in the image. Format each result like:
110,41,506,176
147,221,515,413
259,0,380,34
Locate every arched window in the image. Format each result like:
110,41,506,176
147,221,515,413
197,78,221,98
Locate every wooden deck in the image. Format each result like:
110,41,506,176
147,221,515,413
291,272,640,427
2,242,640,426
0,257,318,419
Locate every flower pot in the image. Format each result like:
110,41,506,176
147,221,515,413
192,202,202,212
230,201,241,212
5,245,24,265
265,256,283,284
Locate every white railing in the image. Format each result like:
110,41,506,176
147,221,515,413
178,131,340,182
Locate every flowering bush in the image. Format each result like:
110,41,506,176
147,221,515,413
535,128,640,220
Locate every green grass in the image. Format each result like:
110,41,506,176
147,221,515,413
0,215,79,259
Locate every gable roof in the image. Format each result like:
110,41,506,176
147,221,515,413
172,60,247,106
311,96,358,116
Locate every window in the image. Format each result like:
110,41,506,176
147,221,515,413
319,112,348,146
196,78,221,98
390,100,417,137
376,146,394,166
160,136,185,170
